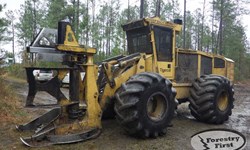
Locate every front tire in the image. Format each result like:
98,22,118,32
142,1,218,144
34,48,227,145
189,75,234,124
115,72,176,138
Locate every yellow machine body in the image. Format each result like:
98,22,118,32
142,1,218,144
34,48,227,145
46,17,236,129
101,17,235,102
18,17,235,147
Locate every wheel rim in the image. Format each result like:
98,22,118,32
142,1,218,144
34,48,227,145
146,92,167,122
217,90,229,111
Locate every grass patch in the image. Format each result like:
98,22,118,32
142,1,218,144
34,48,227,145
0,77,28,124
0,77,32,149
5,63,27,79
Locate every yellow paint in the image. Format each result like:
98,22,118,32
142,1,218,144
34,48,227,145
213,68,226,76
157,61,173,79
100,65,137,109
212,56,226,77
156,29,176,79
226,60,234,83
197,55,201,77
39,17,236,137
64,25,79,47
55,53,102,134
150,30,159,73
57,69,68,80
83,55,102,128
57,45,96,54
178,48,214,58
145,54,153,72
136,54,146,73
56,24,97,54
217,91,229,111
172,33,177,78
58,98,71,106
173,82,192,99
177,49,234,81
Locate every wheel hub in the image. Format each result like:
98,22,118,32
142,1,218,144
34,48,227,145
147,92,167,122
217,90,229,111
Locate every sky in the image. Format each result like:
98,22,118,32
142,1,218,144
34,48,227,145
1,0,250,57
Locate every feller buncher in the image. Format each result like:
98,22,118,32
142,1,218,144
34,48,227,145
17,17,235,147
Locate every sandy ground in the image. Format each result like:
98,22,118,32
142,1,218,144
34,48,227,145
0,79,249,150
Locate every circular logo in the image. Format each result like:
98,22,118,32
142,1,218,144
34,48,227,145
191,129,246,150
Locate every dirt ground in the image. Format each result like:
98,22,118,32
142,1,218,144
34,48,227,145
0,79,249,150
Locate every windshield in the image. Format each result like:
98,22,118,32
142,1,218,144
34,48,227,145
126,27,152,54
154,26,173,62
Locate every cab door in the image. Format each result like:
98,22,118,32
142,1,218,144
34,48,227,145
154,26,174,79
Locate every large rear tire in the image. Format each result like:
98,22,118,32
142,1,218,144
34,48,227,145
189,75,234,124
115,72,176,138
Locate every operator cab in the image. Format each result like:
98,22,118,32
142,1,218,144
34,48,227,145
125,25,173,62
122,17,182,79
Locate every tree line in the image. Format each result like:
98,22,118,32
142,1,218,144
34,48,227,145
0,0,250,80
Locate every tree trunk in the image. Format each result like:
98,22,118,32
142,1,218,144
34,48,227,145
76,0,80,39
12,20,15,64
32,0,37,40
200,0,206,51
86,0,89,45
91,0,95,45
155,0,161,17
72,0,76,32
211,0,214,53
128,0,130,21
140,0,144,18
183,0,186,49
219,0,224,55
172,0,175,19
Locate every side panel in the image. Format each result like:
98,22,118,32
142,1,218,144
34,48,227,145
145,55,154,72
213,57,226,76
173,83,192,99
153,26,175,79
158,61,174,79
175,53,198,83
174,50,234,100
226,61,234,83
200,56,212,75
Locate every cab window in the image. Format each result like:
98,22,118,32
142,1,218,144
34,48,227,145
214,57,225,68
154,26,173,61
126,27,152,54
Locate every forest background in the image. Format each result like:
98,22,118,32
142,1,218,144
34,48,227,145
0,0,250,80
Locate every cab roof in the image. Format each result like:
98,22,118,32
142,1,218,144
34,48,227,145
122,17,182,32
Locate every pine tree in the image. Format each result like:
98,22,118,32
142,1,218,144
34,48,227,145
16,0,46,63
0,3,8,62
0,4,8,42
5,10,16,64
46,0,67,29
212,0,249,79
